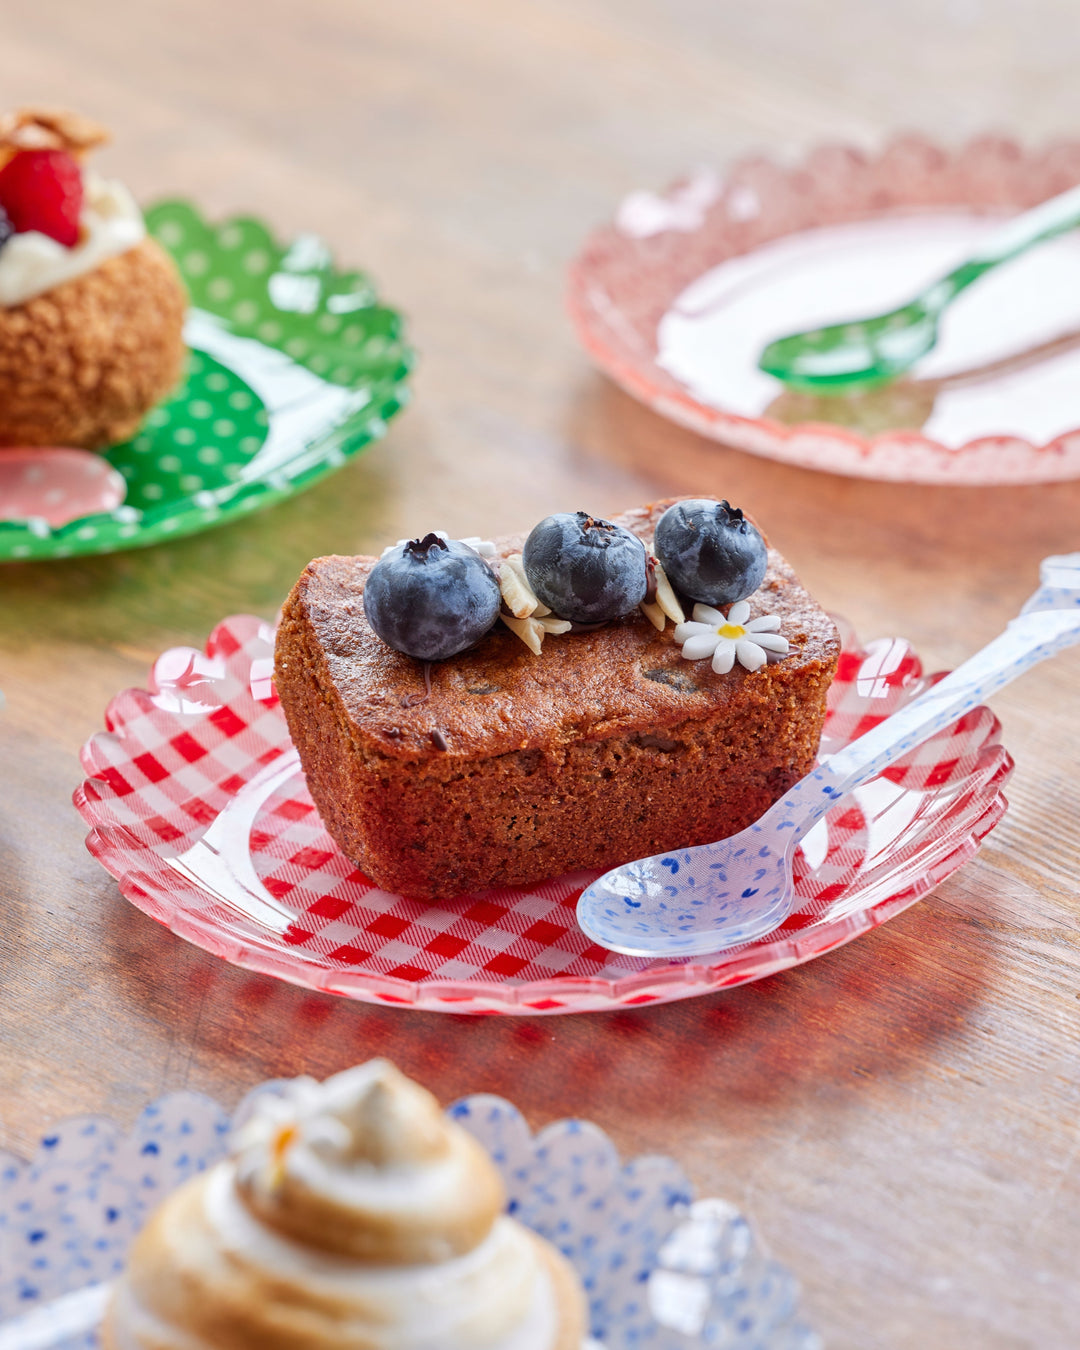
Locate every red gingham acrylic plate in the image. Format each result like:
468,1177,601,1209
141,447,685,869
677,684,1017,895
74,615,1012,1015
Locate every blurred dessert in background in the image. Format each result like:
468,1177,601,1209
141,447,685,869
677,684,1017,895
102,1059,588,1350
0,107,186,450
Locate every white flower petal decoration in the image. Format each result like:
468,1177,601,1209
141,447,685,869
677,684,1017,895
676,599,791,673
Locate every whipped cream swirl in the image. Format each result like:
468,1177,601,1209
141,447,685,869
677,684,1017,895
0,171,146,307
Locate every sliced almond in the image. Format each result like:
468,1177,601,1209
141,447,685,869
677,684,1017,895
653,561,686,625
501,612,571,654
0,107,109,155
498,553,542,620
639,599,667,632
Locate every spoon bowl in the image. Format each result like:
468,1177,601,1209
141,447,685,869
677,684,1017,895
758,301,941,395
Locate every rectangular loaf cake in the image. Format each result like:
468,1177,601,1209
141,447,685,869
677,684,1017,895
274,499,840,901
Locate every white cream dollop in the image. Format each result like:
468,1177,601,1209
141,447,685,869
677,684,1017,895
0,171,145,307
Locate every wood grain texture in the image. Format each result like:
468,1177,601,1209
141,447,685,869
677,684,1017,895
1,2,1080,1347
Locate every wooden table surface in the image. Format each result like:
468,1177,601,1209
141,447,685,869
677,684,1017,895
2,2,1080,1346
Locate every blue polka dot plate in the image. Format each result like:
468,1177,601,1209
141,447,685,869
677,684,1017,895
0,201,412,563
0,1086,819,1348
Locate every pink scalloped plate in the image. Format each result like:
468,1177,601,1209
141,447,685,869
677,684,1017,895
74,614,1012,1014
568,136,1080,484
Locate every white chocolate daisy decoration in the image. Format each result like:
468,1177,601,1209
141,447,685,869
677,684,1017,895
673,600,789,674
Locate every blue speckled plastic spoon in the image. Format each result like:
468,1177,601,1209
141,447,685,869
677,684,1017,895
578,554,1080,958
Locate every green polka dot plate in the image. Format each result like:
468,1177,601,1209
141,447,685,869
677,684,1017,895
0,200,412,562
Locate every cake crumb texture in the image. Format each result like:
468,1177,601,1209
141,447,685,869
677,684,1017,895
0,237,186,449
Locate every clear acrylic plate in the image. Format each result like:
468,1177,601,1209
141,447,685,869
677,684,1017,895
72,614,1012,1015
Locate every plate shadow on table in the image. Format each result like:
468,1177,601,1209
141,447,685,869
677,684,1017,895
85,870,997,1143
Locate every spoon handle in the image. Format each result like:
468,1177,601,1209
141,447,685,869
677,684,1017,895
776,606,1080,838
922,182,1080,313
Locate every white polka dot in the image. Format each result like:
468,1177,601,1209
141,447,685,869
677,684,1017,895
211,419,235,438
179,474,204,492
189,400,214,420
158,454,183,472
223,464,243,481
207,277,233,302
332,365,354,383
244,249,271,274
133,435,153,453
285,338,308,358
257,320,282,343
227,390,253,411
147,408,171,428
238,437,262,455
156,221,185,247
197,445,223,465
204,372,229,393
233,300,259,324
184,250,210,276
76,525,98,541
160,518,180,532
253,410,269,429
12,543,30,557
341,326,362,346
217,224,244,249
308,353,330,374
172,428,196,446
364,336,388,358
316,313,341,334
118,523,140,537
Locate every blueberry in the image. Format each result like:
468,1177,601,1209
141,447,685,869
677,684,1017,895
522,511,648,624
654,499,767,606
363,533,501,661
0,207,12,253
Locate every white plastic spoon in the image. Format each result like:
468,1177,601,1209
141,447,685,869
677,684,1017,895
578,554,1080,958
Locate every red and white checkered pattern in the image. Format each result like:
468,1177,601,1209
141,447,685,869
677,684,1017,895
74,615,1013,1014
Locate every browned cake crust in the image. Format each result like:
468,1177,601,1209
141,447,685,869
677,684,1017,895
0,237,186,450
275,499,840,901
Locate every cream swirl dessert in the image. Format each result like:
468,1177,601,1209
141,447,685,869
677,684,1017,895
0,171,145,308
102,1061,587,1350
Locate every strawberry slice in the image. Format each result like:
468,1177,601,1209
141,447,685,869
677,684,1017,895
0,149,83,248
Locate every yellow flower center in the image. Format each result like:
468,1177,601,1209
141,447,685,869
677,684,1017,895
717,623,746,640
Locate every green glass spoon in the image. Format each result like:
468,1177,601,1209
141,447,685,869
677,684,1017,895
758,181,1080,394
